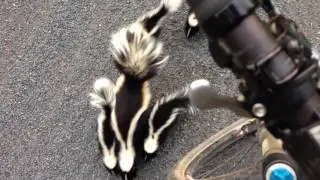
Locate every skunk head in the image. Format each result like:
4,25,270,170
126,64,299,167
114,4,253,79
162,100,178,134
119,149,135,173
144,135,159,154
103,149,117,170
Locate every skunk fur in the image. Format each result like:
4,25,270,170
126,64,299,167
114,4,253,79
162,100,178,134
89,0,188,179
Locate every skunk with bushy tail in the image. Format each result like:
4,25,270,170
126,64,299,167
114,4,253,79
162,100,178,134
89,0,209,179
90,0,184,179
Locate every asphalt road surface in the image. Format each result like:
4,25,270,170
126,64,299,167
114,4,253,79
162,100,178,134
1,0,319,179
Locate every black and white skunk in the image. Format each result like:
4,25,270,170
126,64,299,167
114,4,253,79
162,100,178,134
142,87,195,156
90,78,203,179
89,0,194,179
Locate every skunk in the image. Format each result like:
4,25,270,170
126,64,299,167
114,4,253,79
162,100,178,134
142,79,212,159
90,78,117,170
90,0,185,179
90,78,206,179
143,86,195,156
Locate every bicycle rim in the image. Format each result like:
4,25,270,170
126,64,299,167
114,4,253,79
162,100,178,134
169,118,263,180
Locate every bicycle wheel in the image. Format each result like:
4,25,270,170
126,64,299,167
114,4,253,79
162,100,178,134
168,118,263,180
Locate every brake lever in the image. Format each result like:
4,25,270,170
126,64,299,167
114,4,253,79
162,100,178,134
189,79,253,118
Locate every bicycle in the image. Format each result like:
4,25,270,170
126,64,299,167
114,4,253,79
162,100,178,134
168,0,320,178
168,83,302,180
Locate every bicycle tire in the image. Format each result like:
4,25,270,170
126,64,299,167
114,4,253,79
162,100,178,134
168,118,263,180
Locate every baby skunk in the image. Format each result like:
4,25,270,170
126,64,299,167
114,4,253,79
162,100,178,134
142,86,195,157
142,79,215,157
90,0,185,179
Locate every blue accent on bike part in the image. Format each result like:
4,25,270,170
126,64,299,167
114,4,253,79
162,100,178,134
270,167,295,180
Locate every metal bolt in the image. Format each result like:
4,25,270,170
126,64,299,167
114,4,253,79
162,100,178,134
237,95,245,102
252,103,267,118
